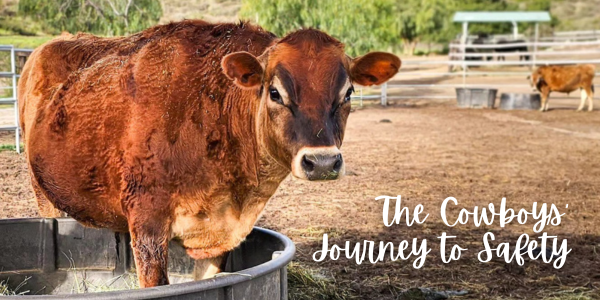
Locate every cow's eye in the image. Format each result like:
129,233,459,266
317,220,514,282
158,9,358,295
344,86,354,103
269,87,282,104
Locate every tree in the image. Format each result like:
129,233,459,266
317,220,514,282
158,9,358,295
240,0,400,56
511,0,560,31
240,0,455,56
240,0,557,56
18,0,162,36
451,0,559,40
393,0,455,54
452,0,517,36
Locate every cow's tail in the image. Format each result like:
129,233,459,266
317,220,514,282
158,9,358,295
592,84,595,94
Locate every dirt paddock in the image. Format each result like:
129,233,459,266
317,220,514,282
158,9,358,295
1,100,599,299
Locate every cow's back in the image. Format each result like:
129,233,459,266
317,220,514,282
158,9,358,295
538,64,595,93
19,27,179,137
21,20,276,230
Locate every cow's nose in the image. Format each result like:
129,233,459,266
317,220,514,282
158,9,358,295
291,146,345,180
301,153,343,181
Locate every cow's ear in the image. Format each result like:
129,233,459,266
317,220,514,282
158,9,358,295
222,52,264,89
350,52,401,86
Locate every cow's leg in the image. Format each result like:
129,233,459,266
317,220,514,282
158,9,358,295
129,216,170,287
577,89,587,111
586,87,594,111
193,252,229,280
540,94,549,112
126,193,171,288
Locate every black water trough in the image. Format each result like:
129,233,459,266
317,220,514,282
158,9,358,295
499,93,541,110
0,218,295,299
455,88,497,109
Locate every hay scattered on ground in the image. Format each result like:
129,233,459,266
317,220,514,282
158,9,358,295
288,262,357,300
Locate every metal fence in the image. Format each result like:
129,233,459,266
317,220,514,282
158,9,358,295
352,36,600,105
540,30,600,42
0,46,33,154
3,35,600,151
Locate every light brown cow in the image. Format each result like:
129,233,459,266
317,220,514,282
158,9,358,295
528,64,595,112
19,20,400,288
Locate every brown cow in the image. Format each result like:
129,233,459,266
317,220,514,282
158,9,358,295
528,64,595,112
18,20,400,288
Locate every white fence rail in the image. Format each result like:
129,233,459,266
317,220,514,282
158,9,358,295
554,30,600,36
352,37,600,105
455,49,600,58
3,36,600,151
543,30,600,42
403,59,600,66
450,40,600,49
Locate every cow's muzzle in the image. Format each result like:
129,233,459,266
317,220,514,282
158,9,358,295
292,146,345,181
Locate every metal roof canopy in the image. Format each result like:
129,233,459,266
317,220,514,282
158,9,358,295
452,11,551,43
452,11,551,85
453,11,551,23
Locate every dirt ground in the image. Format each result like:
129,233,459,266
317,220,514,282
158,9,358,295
1,100,599,299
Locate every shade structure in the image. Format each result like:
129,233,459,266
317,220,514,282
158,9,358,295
453,11,551,23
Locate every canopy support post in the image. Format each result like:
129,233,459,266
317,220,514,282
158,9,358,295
461,22,468,86
533,22,539,68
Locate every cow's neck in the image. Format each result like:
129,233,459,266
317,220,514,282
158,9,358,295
170,92,289,255
236,154,288,221
227,90,290,214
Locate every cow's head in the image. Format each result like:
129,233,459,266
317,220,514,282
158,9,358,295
222,29,400,181
528,69,544,92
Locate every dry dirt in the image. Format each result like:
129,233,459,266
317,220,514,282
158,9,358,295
1,101,599,299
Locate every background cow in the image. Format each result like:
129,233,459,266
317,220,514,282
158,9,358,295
467,34,494,62
528,64,595,112
495,39,530,62
18,20,400,288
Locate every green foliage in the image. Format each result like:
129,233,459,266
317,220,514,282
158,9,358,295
0,18,40,36
0,0,44,36
512,0,560,28
239,0,479,55
0,143,24,153
414,0,456,44
453,0,559,37
17,0,163,36
240,0,558,55
453,0,516,36
393,0,455,53
0,35,54,48
241,0,402,56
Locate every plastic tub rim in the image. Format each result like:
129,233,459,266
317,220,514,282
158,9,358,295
1,223,296,299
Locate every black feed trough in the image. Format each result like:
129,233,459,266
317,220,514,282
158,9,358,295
0,218,295,299
499,93,541,110
455,88,497,109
